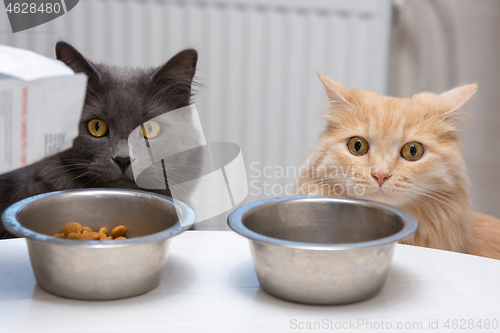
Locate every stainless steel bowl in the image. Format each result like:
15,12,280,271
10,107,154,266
2,189,194,300
228,196,419,305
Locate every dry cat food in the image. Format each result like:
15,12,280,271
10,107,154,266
52,222,127,241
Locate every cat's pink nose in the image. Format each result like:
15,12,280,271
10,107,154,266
371,172,391,187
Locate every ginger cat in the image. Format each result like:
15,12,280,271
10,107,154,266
296,73,500,260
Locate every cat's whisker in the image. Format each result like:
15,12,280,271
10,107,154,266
412,189,470,216
51,164,89,171
41,162,90,170
416,185,461,207
39,166,90,178
79,175,100,189
73,171,92,180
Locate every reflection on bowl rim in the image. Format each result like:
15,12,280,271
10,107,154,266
228,195,419,251
2,188,195,248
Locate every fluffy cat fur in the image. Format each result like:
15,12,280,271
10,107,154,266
0,42,198,239
297,73,500,260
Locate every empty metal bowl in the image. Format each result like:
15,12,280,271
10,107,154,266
2,189,194,300
228,196,419,305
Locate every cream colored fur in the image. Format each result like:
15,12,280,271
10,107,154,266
296,73,500,260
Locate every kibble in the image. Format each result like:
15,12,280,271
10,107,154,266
80,231,94,240
67,232,81,240
111,225,126,239
63,222,83,237
53,223,127,241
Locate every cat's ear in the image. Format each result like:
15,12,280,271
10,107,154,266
439,84,478,128
55,41,100,85
317,73,351,108
439,84,478,114
150,49,198,104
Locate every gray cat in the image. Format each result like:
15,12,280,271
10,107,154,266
0,42,198,238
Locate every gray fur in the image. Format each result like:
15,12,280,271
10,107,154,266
0,42,198,238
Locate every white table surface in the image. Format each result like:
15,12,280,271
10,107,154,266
1,231,499,333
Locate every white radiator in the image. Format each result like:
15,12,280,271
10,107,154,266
0,0,392,226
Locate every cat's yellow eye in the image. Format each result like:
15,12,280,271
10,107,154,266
347,137,369,156
141,120,160,139
401,142,424,161
88,119,108,137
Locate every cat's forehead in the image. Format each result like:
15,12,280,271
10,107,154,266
96,65,157,109
332,91,452,142
98,65,153,86
83,65,160,130
361,95,409,141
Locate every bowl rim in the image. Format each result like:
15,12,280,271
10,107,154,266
1,188,195,247
227,195,419,250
